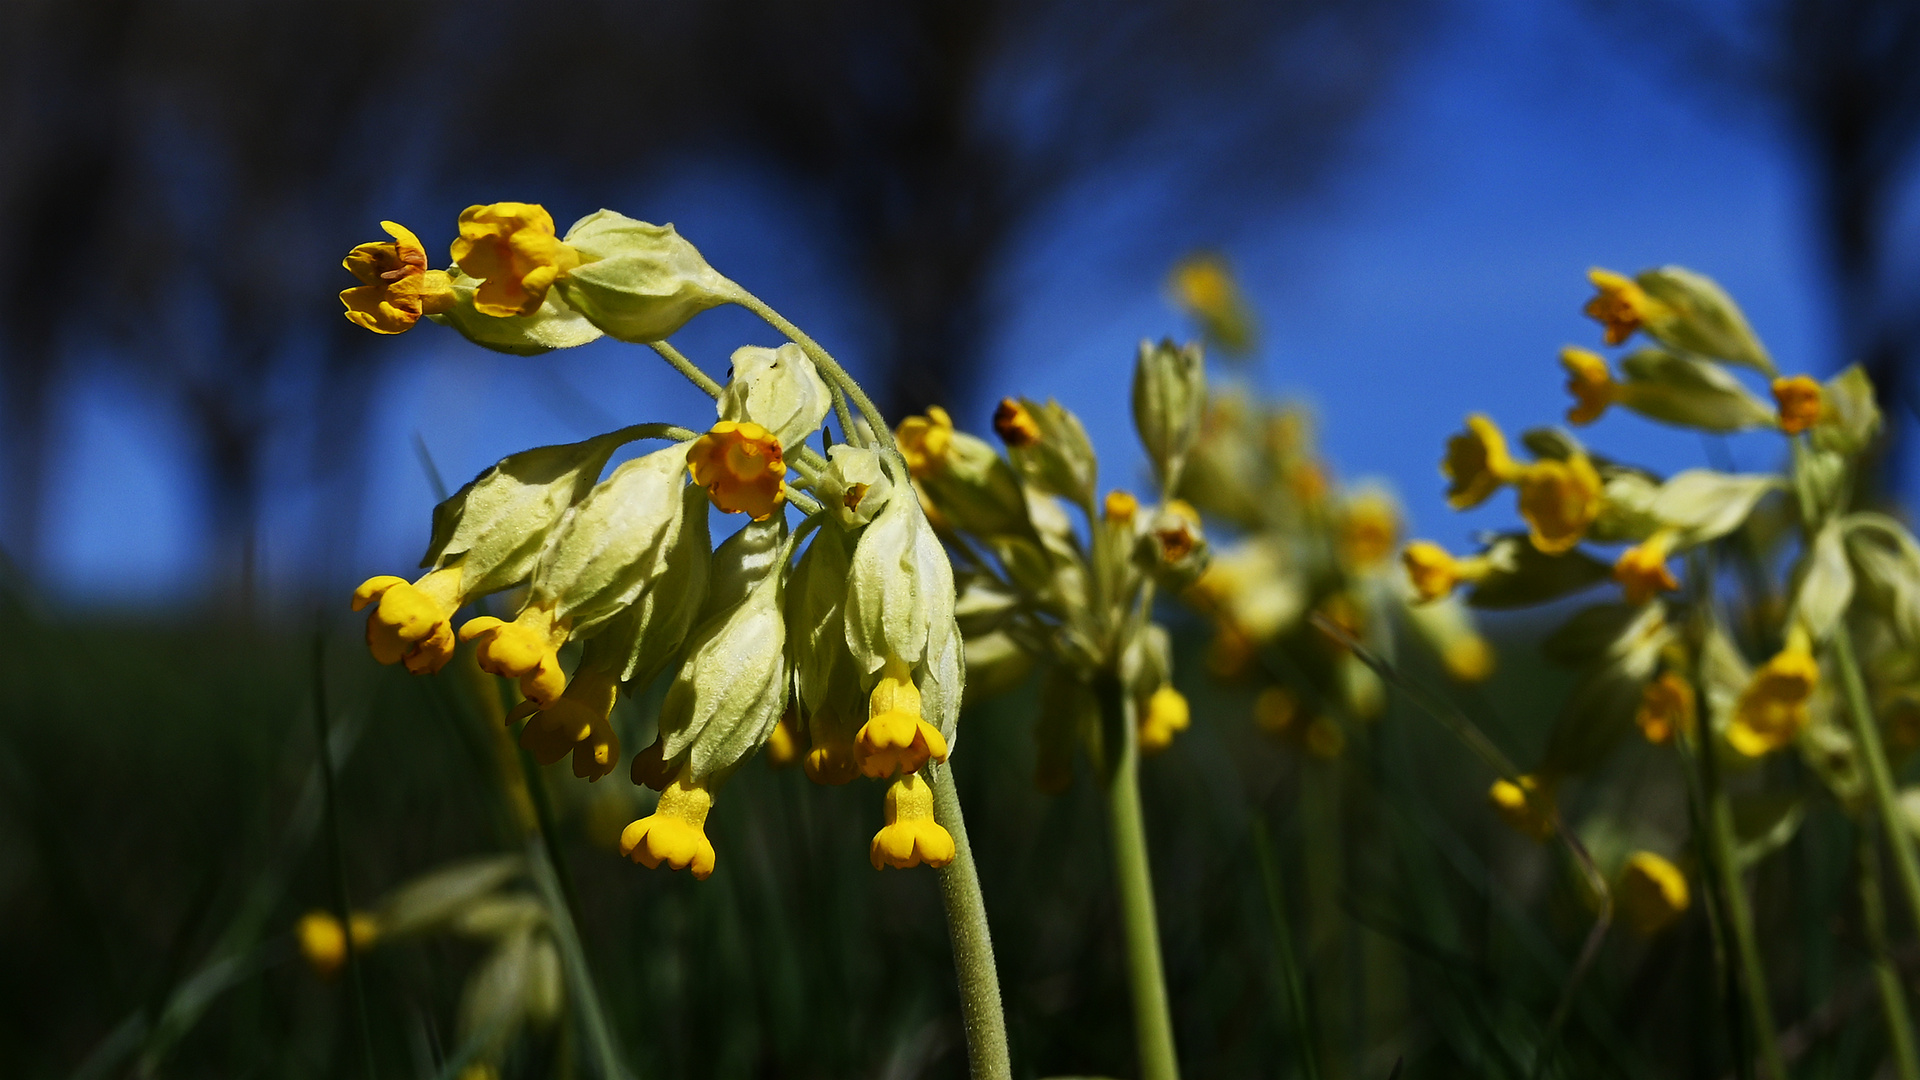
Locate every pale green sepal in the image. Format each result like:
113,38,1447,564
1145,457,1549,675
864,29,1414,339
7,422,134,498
375,855,525,939
1006,397,1098,507
1790,519,1854,642
603,477,713,688
846,457,957,676
818,444,893,530
1132,337,1206,494
1589,471,1663,544
657,543,790,781
920,429,1033,539
1813,364,1883,455
1463,535,1613,610
530,443,706,636
430,267,604,355
554,211,737,342
423,432,629,597
962,630,1033,706
1634,266,1774,374
1616,348,1775,432
786,526,860,718
918,612,966,747
717,343,831,450
1844,513,1920,645
1649,469,1778,546
701,517,788,622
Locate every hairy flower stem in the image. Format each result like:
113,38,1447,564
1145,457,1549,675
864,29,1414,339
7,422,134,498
1697,705,1787,1080
1859,825,1920,1080
1097,675,1181,1080
926,762,1013,1080
733,289,894,452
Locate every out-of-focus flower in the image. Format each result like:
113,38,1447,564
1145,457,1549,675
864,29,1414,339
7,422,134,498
1442,415,1521,510
297,910,378,979
1402,541,1493,603
1618,851,1690,935
1560,347,1617,425
1584,268,1660,347
1728,626,1817,757
1636,671,1696,745
1138,685,1190,755
1488,774,1556,841
1516,454,1602,554
1614,530,1680,605
1772,376,1823,436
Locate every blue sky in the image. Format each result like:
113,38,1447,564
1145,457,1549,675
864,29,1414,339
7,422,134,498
42,1,1878,606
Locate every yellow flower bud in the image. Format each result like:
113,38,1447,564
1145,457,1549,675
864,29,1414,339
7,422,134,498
351,567,464,674
1488,774,1556,842
1728,626,1817,757
870,772,956,870
765,707,803,768
1168,252,1257,354
855,660,950,779
1138,685,1191,755
339,221,455,334
1516,454,1602,554
1636,671,1696,745
992,397,1042,448
1618,851,1690,935
1441,414,1520,510
685,420,787,520
450,202,580,317
1105,489,1139,525
1614,530,1679,605
897,406,957,477
296,909,377,979
1401,541,1482,603
1584,268,1658,347
620,770,717,879
1772,375,1823,436
1560,347,1617,425
459,606,569,707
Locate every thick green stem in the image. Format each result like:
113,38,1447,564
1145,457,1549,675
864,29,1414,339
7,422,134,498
1699,722,1788,1080
1097,677,1181,1080
1860,825,1920,1080
926,762,1013,1080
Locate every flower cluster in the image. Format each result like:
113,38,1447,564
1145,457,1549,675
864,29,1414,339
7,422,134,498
342,204,965,878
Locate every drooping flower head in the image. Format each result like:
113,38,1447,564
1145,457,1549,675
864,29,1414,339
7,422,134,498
1516,454,1602,554
1442,414,1520,510
1614,530,1679,605
870,772,956,870
620,769,717,879
1728,625,1817,757
1584,268,1656,346
1771,375,1823,436
340,221,456,334
352,567,464,674
1560,347,1617,425
1636,671,1695,745
451,203,581,318
686,420,786,520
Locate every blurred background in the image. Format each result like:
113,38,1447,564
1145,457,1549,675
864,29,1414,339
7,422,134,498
4,0,1920,1077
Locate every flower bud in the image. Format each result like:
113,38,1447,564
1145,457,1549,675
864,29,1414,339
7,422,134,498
422,432,632,600
1632,266,1774,374
846,464,958,676
996,397,1098,508
786,525,862,724
895,407,1033,539
1132,338,1206,493
1612,349,1775,432
656,530,791,780
817,444,894,530
431,266,606,355
717,343,831,451
553,211,738,342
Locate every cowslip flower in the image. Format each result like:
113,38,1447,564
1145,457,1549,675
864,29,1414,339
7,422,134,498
620,769,717,879
870,772,956,870
764,708,803,768
1618,851,1690,935
459,606,569,708
514,663,620,781
1442,414,1521,510
1516,454,1602,554
450,202,581,317
1560,347,1618,425
352,568,465,674
1635,671,1695,744
340,221,456,334
856,660,950,779
296,910,378,979
1772,375,1823,436
804,705,861,786
1339,489,1400,569
1488,774,1556,841
686,420,786,520
1401,541,1492,603
1584,268,1660,346
1728,625,1817,757
1137,685,1191,755
897,406,958,477
992,397,1041,448
1614,530,1679,605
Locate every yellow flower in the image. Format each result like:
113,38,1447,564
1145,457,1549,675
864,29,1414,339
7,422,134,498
686,420,787,520
1488,774,1556,841
1584,268,1657,347
765,707,803,768
1441,414,1520,510
296,910,377,979
1614,530,1679,605
896,406,956,477
1105,489,1139,525
1401,541,1491,603
1618,851,1690,935
516,664,620,781
1516,454,1602,554
620,769,717,879
1771,375,1823,436
1168,252,1257,352
870,772,956,870
1253,686,1297,734
450,202,581,317
339,221,456,334
1728,626,1817,757
459,606,569,707
800,705,860,786
1636,671,1696,745
1560,347,1617,425
1153,500,1204,563
351,567,464,674
1443,636,1496,683
1138,685,1191,755
1340,490,1400,569
855,660,950,779
992,397,1041,448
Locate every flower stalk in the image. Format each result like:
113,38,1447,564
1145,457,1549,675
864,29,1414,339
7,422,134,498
1098,673,1181,1080
927,762,1013,1080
